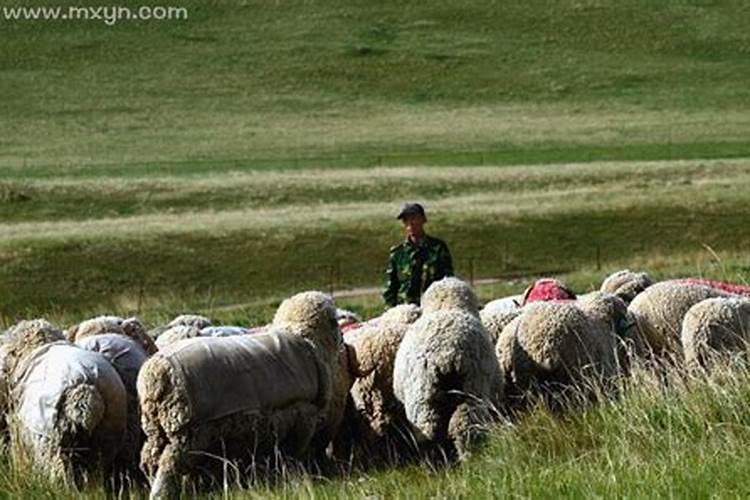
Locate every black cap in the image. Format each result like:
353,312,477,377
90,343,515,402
396,202,426,220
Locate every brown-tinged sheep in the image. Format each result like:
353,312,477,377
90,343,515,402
138,291,359,499
341,304,422,459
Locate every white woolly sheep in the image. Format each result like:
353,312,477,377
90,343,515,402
600,269,654,304
628,281,733,358
66,315,157,355
393,278,500,460
681,297,750,370
138,291,360,499
496,296,622,412
5,320,128,482
342,304,421,457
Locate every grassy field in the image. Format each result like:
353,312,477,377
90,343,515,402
3,0,750,497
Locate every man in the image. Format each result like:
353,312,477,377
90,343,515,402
383,202,454,307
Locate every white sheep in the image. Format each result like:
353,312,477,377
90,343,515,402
393,278,500,460
496,295,623,412
138,291,360,499
5,320,128,482
628,281,733,358
681,297,750,370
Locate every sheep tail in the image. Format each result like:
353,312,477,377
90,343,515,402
61,384,105,434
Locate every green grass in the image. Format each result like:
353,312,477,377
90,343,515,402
2,1,750,168
2,159,750,325
6,362,750,498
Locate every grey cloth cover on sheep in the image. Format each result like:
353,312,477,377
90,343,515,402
199,326,250,337
161,333,320,424
13,342,127,440
76,333,148,394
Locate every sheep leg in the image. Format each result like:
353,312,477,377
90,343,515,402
149,442,184,500
447,402,491,461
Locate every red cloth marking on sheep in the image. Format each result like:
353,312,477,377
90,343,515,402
521,278,577,306
671,278,750,297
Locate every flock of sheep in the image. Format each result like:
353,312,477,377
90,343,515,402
2,270,750,498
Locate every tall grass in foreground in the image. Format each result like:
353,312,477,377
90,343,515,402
4,357,750,498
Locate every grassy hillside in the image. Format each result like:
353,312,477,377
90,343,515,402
1,0,750,168
2,159,750,325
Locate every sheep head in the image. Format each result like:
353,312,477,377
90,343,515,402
600,269,653,304
273,291,341,353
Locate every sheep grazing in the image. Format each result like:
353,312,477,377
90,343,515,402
577,291,643,372
481,307,523,345
5,320,128,483
342,304,422,458
393,278,500,460
681,297,750,371
153,325,200,350
628,281,733,358
76,333,149,471
138,291,358,499
155,324,257,350
66,315,157,356
600,270,654,304
167,314,213,330
149,314,214,346
496,295,622,412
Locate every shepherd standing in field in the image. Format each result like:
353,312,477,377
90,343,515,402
383,202,454,307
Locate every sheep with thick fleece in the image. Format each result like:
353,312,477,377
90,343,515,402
5,320,127,482
67,315,157,355
577,291,643,369
138,291,359,499
393,278,500,460
681,297,750,370
600,270,654,304
496,297,622,411
628,281,733,357
343,304,421,456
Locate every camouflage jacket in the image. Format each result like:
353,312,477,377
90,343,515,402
383,235,454,307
